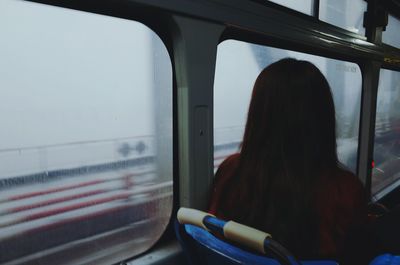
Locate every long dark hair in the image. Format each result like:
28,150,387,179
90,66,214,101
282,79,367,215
219,58,338,258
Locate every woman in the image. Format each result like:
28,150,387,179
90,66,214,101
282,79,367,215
209,58,367,260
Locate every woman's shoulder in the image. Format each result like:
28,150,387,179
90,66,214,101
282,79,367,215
217,153,240,171
214,153,240,183
209,153,240,215
320,167,363,188
316,167,367,258
333,168,364,191
318,167,366,207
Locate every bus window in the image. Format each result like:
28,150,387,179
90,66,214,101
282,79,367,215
372,69,400,196
319,0,367,35
214,40,361,173
267,0,314,15
382,15,400,48
0,1,173,264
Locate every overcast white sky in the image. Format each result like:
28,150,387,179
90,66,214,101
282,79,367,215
0,0,170,150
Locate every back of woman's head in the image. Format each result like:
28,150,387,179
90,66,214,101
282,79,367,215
220,58,338,258
241,58,337,170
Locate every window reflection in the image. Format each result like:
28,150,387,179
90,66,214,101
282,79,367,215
373,69,400,195
383,15,400,48
267,0,313,15
319,0,367,35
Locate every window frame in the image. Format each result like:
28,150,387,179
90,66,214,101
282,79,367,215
0,2,177,264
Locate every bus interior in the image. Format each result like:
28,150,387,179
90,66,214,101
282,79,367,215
0,0,400,264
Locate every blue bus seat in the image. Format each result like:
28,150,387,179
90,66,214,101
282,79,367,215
369,254,400,265
175,207,338,265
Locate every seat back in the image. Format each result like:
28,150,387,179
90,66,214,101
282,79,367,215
175,207,338,265
369,254,400,265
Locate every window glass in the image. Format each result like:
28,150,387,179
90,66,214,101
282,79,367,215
267,0,314,15
214,40,362,173
372,69,400,196
319,0,367,35
0,1,173,264
383,15,400,48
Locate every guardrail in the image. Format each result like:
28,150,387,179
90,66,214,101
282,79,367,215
0,141,239,240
